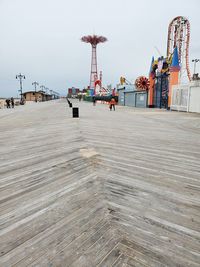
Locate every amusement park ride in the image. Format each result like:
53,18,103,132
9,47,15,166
119,16,192,109
81,17,192,108
81,34,107,94
81,34,114,97
147,16,192,109
167,16,191,82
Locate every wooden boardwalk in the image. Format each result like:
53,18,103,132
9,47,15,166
0,100,200,266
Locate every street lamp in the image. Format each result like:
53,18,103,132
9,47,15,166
32,81,39,92
40,85,45,92
32,82,39,102
192,59,200,75
16,73,25,103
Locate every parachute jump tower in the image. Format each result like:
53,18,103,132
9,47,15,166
81,35,107,90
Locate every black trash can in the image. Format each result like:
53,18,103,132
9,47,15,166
72,107,79,118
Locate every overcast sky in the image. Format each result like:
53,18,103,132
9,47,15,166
0,0,199,97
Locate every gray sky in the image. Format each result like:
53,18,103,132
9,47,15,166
0,0,199,97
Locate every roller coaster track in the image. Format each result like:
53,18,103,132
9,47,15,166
167,16,191,81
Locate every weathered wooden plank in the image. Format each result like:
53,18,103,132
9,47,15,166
97,245,121,267
70,228,121,267
0,100,200,266
14,207,106,266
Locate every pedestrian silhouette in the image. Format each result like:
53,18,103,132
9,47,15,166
11,97,15,108
5,99,11,108
109,98,116,111
92,96,96,106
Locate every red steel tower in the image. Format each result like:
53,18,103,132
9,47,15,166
81,35,107,89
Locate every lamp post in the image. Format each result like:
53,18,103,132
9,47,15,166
16,73,25,103
50,90,53,100
40,85,46,101
45,87,49,101
32,81,39,92
32,81,39,102
192,59,200,75
40,85,45,92
52,90,55,99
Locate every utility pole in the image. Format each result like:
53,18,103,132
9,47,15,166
32,82,39,102
50,90,53,100
32,81,39,92
40,85,45,92
40,85,46,101
45,87,49,101
192,59,200,75
16,73,25,103
51,90,54,99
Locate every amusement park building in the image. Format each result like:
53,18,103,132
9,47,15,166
171,80,200,113
22,91,59,102
117,84,148,108
22,91,52,102
67,88,80,98
147,16,200,112
117,46,200,113
148,47,200,113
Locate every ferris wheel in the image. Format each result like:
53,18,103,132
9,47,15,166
167,16,191,82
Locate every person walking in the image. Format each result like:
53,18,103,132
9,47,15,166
5,99,11,108
92,96,96,106
11,97,15,108
78,94,82,102
109,97,116,111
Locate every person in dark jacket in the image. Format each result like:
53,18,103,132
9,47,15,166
11,97,15,108
92,96,96,106
5,99,11,108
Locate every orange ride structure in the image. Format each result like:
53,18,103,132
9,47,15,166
81,35,107,95
148,16,191,109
